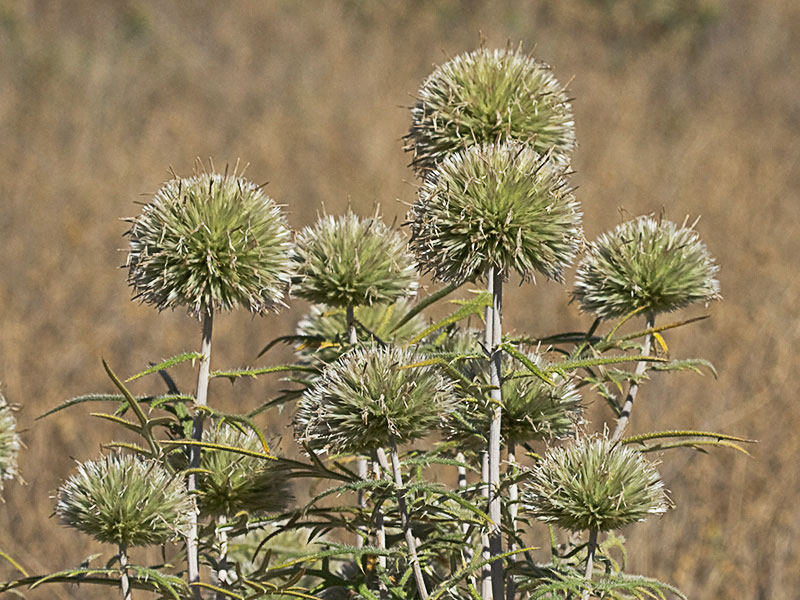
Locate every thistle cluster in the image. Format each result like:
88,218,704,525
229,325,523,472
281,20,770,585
0,392,21,496
56,453,193,547
295,345,456,455
409,140,582,284
292,210,418,307
126,171,293,317
523,436,669,532
406,47,575,174
573,216,721,319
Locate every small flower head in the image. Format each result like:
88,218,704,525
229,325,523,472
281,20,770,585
406,47,575,175
292,210,418,308
295,345,456,455
195,424,291,518
56,453,193,547
126,170,293,318
409,141,582,284
523,436,669,532
573,216,721,319
0,392,21,496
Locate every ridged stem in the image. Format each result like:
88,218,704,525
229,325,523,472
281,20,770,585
506,442,518,600
488,267,505,600
480,450,491,600
611,313,655,443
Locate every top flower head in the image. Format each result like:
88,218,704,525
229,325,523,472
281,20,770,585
406,46,575,175
126,170,293,318
573,216,721,319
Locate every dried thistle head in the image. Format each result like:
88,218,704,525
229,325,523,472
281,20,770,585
409,141,582,284
126,170,293,318
0,392,21,496
573,215,721,319
523,436,669,532
295,345,456,455
195,424,291,518
56,453,193,547
406,46,575,175
291,210,418,308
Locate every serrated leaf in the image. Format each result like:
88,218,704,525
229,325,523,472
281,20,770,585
404,291,491,347
125,352,204,382
498,342,553,384
389,280,462,334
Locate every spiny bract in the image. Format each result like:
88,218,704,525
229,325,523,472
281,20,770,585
56,453,193,547
406,46,575,175
523,436,669,532
409,140,582,284
573,215,721,319
292,210,418,308
126,171,293,317
0,391,21,496
295,345,456,455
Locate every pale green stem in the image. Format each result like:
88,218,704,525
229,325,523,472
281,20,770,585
582,528,599,600
488,266,504,600
119,544,132,600
611,313,655,443
187,308,214,597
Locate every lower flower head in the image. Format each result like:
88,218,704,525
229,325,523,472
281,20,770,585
0,392,21,496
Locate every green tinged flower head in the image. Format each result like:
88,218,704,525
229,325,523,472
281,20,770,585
409,141,582,284
0,392,21,496
56,453,193,547
126,171,293,318
573,216,721,319
292,210,418,307
295,345,456,455
523,436,669,532
195,424,291,518
406,47,575,175
295,299,426,367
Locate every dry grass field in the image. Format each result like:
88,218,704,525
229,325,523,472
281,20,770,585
0,1,797,598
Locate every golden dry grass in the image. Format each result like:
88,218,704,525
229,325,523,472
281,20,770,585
0,1,797,597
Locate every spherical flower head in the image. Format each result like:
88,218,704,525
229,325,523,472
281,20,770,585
295,299,426,367
56,453,193,547
573,216,721,319
194,424,291,518
409,141,582,284
406,47,575,175
126,171,293,318
523,436,669,532
0,393,21,496
295,345,456,455
292,210,418,308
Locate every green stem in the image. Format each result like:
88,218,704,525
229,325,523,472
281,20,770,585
611,313,655,443
488,267,504,600
119,544,132,600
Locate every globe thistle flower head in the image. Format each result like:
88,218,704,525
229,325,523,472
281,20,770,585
56,453,193,547
292,210,418,308
406,46,576,175
523,436,669,532
409,141,582,284
0,392,21,496
195,424,291,518
573,216,721,319
295,345,456,455
126,170,293,318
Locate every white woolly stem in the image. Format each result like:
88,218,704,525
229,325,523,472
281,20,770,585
488,267,504,600
119,544,132,600
215,516,230,600
611,313,655,443
372,452,388,600
506,442,518,600
347,305,370,551
480,450,491,600
456,451,476,589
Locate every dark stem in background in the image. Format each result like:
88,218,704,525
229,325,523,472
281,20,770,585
187,308,214,598
611,313,655,443
119,544,131,600
582,528,599,600
487,266,504,600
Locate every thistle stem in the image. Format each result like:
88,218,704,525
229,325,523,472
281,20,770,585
506,442,518,600
611,313,655,443
372,452,388,600
582,528,599,600
480,450,491,600
215,516,230,600
456,451,476,590
119,544,132,600
347,305,369,551
187,308,214,597
488,266,505,600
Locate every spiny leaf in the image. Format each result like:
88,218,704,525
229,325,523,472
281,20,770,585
651,358,717,378
621,430,755,445
190,582,244,599
499,342,553,384
160,440,277,461
211,365,317,381
390,280,462,334
125,352,204,382
404,291,491,346
38,394,128,420
258,334,326,358
547,354,667,376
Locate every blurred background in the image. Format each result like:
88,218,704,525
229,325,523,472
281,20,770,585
0,0,797,598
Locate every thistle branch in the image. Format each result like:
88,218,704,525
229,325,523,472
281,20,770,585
611,313,655,443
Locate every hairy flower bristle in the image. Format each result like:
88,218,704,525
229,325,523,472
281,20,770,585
0,392,21,496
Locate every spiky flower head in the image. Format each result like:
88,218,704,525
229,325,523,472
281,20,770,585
573,216,721,319
194,424,291,518
295,299,426,367
126,170,293,318
56,453,193,547
406,46,575,175
292,210,418,308
523,436,669,532
409,141,582,284
0,391,21,496
295,345,456,455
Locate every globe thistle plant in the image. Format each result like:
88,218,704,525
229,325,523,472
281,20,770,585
409,140,582,284
406,46,575,175
126,171,293,318
295,345,456,456
56,453,193,547
0,392,21,496
523,436,669,532
573,216,721,319
291,210,418,308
